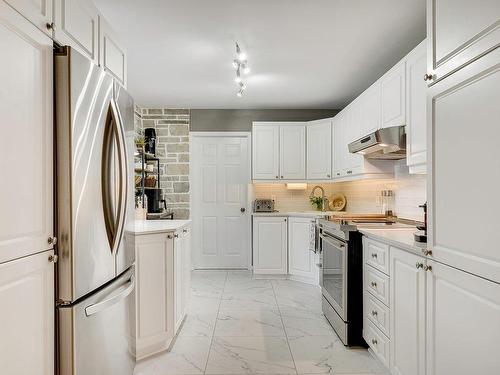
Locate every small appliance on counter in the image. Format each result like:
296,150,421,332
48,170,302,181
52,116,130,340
144,188,167,213
253,199,276,212
414,202,428,243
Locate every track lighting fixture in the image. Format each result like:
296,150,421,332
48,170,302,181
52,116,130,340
233,42,250,97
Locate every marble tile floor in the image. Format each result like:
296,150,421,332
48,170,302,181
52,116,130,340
134,270,389,375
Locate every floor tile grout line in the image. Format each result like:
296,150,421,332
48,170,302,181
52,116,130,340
271,279,299,375
202,270,227,374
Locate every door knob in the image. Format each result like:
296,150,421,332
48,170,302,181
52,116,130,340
240,207,246,213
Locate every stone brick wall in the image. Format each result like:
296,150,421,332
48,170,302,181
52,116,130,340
137,108,190,219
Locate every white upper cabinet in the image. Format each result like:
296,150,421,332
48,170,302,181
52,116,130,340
99,15,127,86
0,3,54,264
390,247,426,375
359,81,381,136
426,260,500,375
4,0,53,35
53,0,99,63
381,60,406,128
427,0,500,84
406,39,427,174
252,123,279,180
428,48,500,284
280,124,306,180
0,250,54,375
307,119,332,180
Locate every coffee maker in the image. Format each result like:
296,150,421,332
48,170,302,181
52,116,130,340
144,188,166,213
144,128,157,156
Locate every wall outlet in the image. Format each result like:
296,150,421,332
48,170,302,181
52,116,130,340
271,195,276,202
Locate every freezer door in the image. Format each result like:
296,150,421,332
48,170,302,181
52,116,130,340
114,82,135,275
58,267,136,375
55,47,129,302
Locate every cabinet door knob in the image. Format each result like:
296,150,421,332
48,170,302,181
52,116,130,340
370,281,377,287
183,228,188,233
275,176,279,179
424,265,432,272
167,234,173,239
371,338,378,345
416,262,424,269
422,249,432,256
48,254,58,263
327,174,331,178
424,73,433,82
280,175,283,179
371,253,377,258
48,237,57,245
46,22,54,30
371,310,378,316
174,233,179,238
240,207,246,213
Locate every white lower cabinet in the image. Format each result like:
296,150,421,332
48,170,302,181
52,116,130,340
135,232,174,360
0,250,54,375
134,226,191,360
390,247,426,375
426,260,500,375
288,217,319,284
253,216,287,274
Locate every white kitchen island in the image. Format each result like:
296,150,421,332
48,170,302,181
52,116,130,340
127,220,191,360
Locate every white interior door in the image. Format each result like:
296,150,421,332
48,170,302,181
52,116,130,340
192,134,250,269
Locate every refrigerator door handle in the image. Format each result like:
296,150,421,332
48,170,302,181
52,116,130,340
84,275,134,317
102,99,128,255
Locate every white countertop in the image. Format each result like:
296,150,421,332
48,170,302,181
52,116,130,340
128,219,191,235
252,211,335,218
357,226,428,255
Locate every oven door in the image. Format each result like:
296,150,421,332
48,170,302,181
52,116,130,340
320,230,348,321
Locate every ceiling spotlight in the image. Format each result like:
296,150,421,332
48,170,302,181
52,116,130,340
237,89,244,97
235,43,247,62
239,82,247,90
232,59,239,69
233,42,249,97
243,66,250,74
235,75,242,83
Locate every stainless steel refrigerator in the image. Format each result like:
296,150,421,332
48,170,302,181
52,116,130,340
54,46,136,375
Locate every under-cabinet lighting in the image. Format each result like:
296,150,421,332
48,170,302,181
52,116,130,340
286,183,307,190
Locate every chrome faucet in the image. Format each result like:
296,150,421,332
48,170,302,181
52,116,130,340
310,185,329,212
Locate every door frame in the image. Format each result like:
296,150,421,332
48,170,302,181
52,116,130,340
190,131,252,270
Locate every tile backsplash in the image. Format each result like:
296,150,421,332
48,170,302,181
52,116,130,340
252,161,426,222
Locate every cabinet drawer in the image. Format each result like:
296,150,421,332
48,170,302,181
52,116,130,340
365,265,390,307
364,318,390,369
364,292,390,337
364,237,390,275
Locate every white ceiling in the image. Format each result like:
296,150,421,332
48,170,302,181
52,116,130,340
95,0,425,109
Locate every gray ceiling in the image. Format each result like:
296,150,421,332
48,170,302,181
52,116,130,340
95,0,426,109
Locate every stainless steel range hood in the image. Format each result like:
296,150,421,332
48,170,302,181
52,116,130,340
348,125,406,160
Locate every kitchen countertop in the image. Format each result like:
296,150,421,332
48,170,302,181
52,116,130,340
357,225,428,255
252,211,336,218
128,219,191,235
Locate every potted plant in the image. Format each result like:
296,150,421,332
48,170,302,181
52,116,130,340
310,196,323,211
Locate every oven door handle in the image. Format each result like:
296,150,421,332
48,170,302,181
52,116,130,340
320,233,346,250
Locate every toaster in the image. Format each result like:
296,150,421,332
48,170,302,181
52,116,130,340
253,199,275,212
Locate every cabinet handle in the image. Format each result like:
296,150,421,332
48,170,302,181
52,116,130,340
371,253,377,258
167,234,173,239
424,73,433,82
48,236,57,245
174,234,179,238
48,254,58,263
416,262,424,269
370,281,377,287
327,174,331,178
183,228,188,233
371,338,378,345
275,176,279,179
280,175,283,179
336,172,340,176
424,265,432,272
284,218,287,222
371,310,378,316
422,249,432,256
46,22,54,30
347,170,352,174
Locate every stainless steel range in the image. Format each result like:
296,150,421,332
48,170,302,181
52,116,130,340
317,218,365,347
